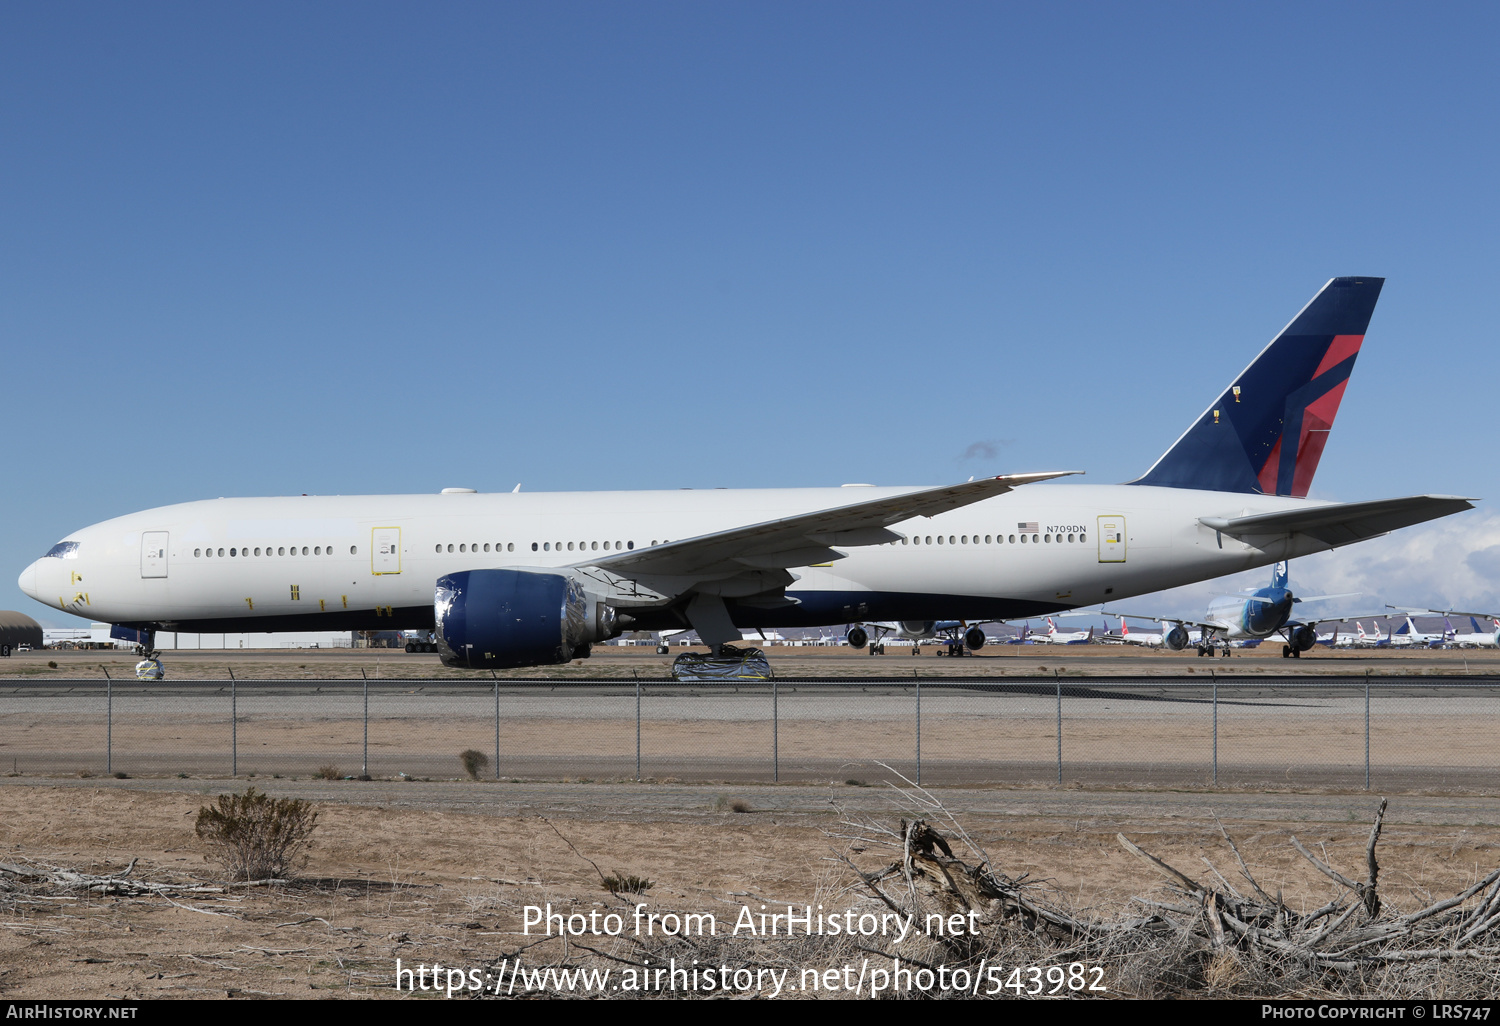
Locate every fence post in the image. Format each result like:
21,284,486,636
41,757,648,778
494,676,500,780
915,675,922,786
773,677,779,783
227,668,237,778
1212,670,1218,787
362,677,369,778
1364,669,1371,791
635,678,641,781
1055,671,1062,786
103,668,112,777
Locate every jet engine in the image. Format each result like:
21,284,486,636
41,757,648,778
964,626,986,651
845,626,869,650
1164,625,1190,651
434,569,622,669
1290,625,1318,652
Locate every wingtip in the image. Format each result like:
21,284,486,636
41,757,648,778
996,470,1085,483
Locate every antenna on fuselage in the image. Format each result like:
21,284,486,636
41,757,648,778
512,483,521,493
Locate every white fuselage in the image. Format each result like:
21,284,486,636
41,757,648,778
19,483,1345,634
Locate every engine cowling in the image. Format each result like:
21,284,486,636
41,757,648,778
434,569,621,669
845,626,869,650
964,626,986,650
1164,626,1190,651
1291,625,1318,652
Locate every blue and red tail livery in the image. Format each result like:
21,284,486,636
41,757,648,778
1132,277,1384,496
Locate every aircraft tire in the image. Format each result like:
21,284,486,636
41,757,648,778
405,643,415,653
911,647,920,655
1282,645,1291,658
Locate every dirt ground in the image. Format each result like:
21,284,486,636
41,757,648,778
7,643,1500,680
2,781,1498,1000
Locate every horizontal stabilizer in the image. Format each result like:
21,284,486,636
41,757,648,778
1198,494,1474,547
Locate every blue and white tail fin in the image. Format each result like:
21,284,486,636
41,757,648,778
1131,277,1384,495
1270,561,1289,590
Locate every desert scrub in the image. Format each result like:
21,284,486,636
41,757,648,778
194,787,318,881
460,749,490,780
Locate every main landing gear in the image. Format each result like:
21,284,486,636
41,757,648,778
1281,644,1301,659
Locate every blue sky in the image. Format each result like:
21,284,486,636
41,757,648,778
5,2,1499,626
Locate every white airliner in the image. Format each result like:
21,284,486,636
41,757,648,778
15,278,1477,670
1032,618,1095,645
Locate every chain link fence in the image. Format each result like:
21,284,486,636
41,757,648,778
1,676,1496,789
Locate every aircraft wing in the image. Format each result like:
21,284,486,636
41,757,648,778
1102,610,1231,632
1402,607,1500,620
1198,495,1475,547
572,471,1081,581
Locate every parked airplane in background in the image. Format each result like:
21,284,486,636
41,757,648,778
1353,622,1389,648
1388,615,1448,649
1117,619,1166,647
1110,562,1370,658
16,277,1477,673
1033,618,1096,645
1448,617,1500,648
843,619,988,656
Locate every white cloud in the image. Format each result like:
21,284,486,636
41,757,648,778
1113,508,1500,619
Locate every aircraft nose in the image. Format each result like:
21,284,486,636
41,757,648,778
18,561,39,600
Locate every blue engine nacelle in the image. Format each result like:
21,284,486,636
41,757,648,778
1164,626,1190,651
1291,625,1318,652
434,569,622,669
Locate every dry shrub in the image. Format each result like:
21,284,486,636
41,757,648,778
459,749,490,780
194,788,318,881
314,765,340,780
601,872,654,895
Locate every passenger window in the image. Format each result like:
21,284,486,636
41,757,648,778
591,541,598,550
507,543,514,552
218,548,225,557
627,541,634,550
483,543,490,552
194,548,201,557
532,543,538,551
1020,535,1027,544
302,547,308,555
435,544,442,553
544,543,551,551
1080,534,1086,544
567,542,574,551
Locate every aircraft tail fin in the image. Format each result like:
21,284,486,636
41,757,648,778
1271,560,1289,590
1132,277,1384,495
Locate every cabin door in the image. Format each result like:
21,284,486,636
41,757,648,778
141,532,169,578
371,527,402,575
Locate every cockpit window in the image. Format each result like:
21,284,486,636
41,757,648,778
44,541,80,559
